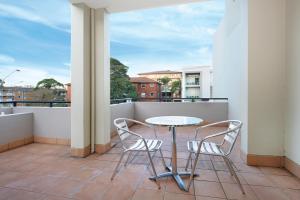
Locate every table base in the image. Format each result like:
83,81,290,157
149,166,198,191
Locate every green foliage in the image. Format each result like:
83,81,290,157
171,80,181,94
158,76,171,93
34,78,65,101
35,78,64,90
110,58,137,99
158,76,171,85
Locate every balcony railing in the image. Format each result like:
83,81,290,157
0,101,71,107
0,97,228,108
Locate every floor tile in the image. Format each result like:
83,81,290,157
165,178,194,195
194,180,226,198
72,181,111,200
241,172,275,187
164,192,195,200
194,169,219,182
259,167,292,176
283,189,300,200
251,186,290,200
268,175,300,189
196,195,226,199
131,188,163,200
221,183,258,200
217,171,247,184
45,178,83,198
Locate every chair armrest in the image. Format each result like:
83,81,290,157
117,126,144,139
124,118,153,128
194,120,229,139
202,129,230,141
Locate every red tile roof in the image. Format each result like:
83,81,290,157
130,77,159,83
138,70,181,75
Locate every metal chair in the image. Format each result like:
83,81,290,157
185,120,245,194
111,118,167,188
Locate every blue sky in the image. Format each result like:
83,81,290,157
0,0,224,86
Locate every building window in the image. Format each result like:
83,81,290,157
150,93,154,97
141,93,146,98
141,84,146,88
150,83,154,87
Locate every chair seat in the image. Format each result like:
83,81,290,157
187,140,224,155
128,139,163,151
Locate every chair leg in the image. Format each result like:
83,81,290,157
146,150,161,189
185,152,192,171
124,152,133,167
186,152,200,191
222,156,234,176
223,157,245,194
159,149,167,169
111,151,126,180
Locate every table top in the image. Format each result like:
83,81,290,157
145,116,203,127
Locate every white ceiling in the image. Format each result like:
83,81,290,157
70,0,205,13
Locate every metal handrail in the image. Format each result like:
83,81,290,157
0,97,228,107
0,101,71,107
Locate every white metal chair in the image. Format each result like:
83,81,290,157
111,118,167,188
185,120,245,194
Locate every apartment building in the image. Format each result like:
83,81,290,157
130,77,161,99
181,66,213,98
0,87,35,102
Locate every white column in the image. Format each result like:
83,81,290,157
93,8,111,154
201,69,211,98
70,3,91,157
247,0,286,166
181,72,186,98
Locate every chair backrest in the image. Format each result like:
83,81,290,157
114,118,130,141
221,120,242,155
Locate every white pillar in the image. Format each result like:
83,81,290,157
70,3,91,157
93,8,111,154
181,72,186,98
201,69,211,98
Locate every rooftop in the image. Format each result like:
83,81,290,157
130,77,159,83
138,70,182,75
0,125,299,200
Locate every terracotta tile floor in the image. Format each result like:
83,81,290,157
0,125,300,200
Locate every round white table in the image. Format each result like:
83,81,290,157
146,116,203,191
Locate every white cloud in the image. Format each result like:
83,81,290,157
0,2,70,32
0,54,15,64
0,65,70,87
176,4,199,16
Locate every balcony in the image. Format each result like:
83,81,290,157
0,123,299,199
0,101,300,199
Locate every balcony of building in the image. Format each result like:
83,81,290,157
1,101,300,199
1,0,300,199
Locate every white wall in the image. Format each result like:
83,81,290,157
248,0,286,156
0,113,33,145
0,108,12,114
213,0,248,153
134,102,228,122
13,107,71,139
285,0,300,164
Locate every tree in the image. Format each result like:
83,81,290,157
110,58,137,99
158,76,171,92
34,78,65,101
171,80,181,97
35,78,64,90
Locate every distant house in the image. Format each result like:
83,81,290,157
0,86,35,102
138,70,181,83
130,77,161,99
65,83,71,102
138,70,181,98
181,66,213,98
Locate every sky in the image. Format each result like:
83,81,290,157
0,0,224,86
